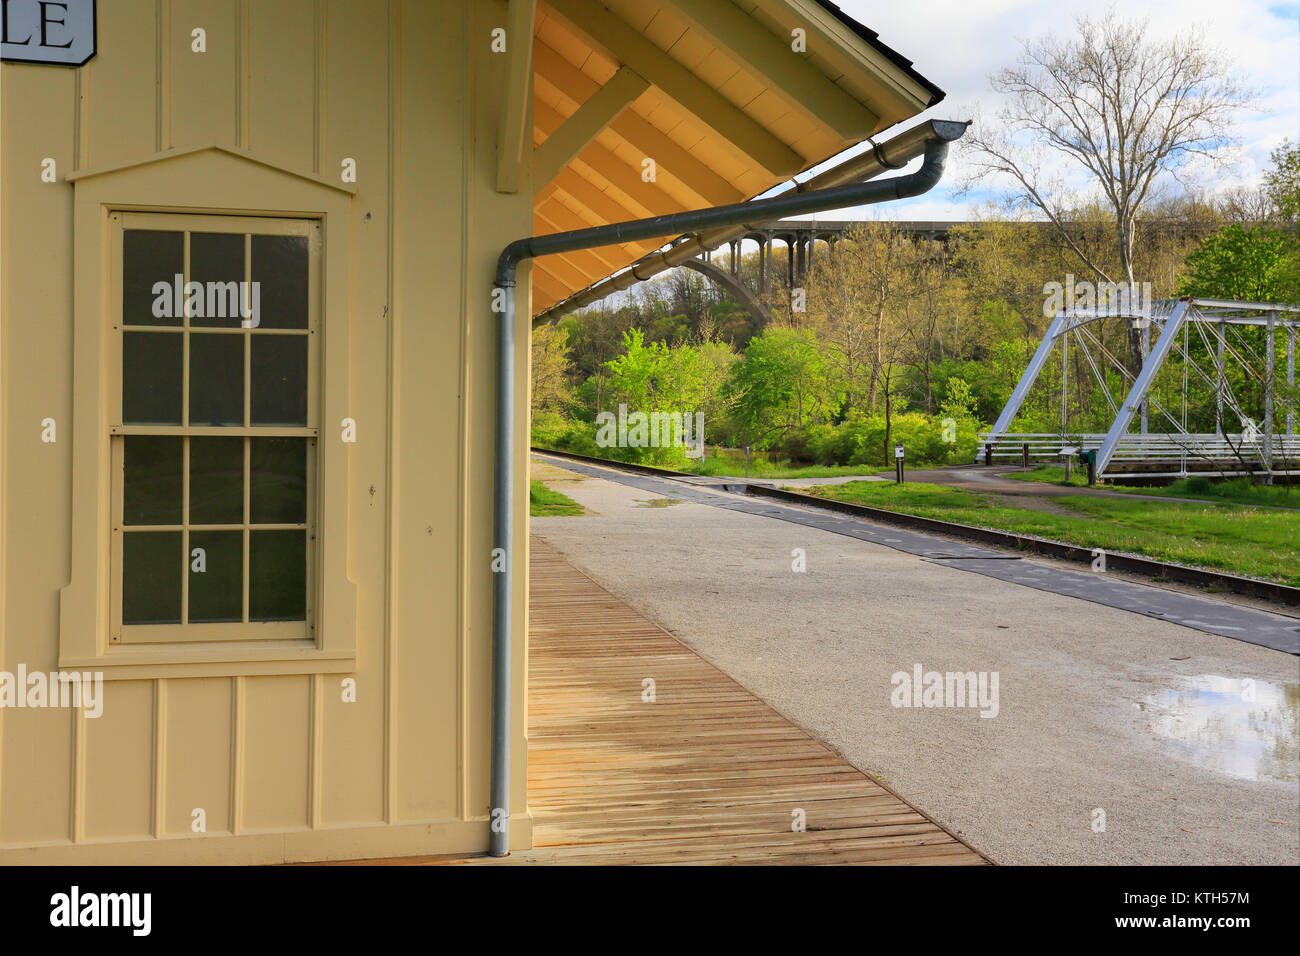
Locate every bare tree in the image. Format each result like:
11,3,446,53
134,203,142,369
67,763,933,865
530,323,576,417
964,7,1252,370
900,243,957,413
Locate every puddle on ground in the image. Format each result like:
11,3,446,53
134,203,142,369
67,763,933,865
1134,675,1299,783
633,497,684,508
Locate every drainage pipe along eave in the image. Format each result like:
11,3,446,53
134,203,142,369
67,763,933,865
487,122,967,857
534,118,971,324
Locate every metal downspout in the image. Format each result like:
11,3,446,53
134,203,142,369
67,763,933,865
488,121,967,857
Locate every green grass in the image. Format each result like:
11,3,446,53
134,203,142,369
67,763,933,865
529,480,585,516
1012,465,1300,508
803,479,1300,586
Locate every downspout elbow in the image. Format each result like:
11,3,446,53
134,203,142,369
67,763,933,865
892,138,950,201
496,239,532,288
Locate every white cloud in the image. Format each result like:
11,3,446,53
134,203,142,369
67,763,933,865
822,0,1299,220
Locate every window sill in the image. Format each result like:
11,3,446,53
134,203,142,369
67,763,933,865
59,641,356,680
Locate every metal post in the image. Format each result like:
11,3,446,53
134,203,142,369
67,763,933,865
1264,312,1275,481
1061,330,1069,438
1182,320,1189,476
1140,318,1150,434
1288,329,1295,436
1182,321,1189,431
1216,320,1225,435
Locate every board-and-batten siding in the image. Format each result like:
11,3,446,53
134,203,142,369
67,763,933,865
0,0,530,859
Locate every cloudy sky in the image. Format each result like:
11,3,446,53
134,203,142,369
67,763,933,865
792,0,1300,221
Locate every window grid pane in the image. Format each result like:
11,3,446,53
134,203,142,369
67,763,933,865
116,217,314,640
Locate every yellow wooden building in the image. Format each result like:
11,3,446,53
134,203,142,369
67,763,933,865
0,0,947,863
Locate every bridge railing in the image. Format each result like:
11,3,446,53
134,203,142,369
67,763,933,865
977,432,1300,476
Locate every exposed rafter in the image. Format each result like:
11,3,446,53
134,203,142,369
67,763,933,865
535,183,657,262
534,202,627,272
544,0,805,177
534,41,745,206
531,263,571,303
545,168,643,235
660,0,877,141
533,249,596,289
535,101,690,217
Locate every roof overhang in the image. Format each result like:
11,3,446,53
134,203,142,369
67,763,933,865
498,0,946,313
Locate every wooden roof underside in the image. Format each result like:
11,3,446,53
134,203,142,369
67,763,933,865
523,0,942,313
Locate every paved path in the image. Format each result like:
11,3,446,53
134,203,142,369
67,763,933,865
528,460,1300,865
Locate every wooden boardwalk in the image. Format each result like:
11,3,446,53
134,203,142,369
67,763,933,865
358,537,989,865
469,537,989,865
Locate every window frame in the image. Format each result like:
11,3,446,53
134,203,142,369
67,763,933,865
109,212,320,645
59,145,357,679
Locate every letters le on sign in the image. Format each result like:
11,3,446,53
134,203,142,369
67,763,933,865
1,0,96,66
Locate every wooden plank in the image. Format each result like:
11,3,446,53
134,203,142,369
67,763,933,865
496,0,538,193
534,67,650,186
660,0,878,141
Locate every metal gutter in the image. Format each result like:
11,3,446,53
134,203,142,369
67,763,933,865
488,119,967,856
533,118,969,324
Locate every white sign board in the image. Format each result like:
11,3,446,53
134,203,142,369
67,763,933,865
894,444,905,460
1,0,96,66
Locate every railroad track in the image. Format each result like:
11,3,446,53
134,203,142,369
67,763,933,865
532,447,1300,609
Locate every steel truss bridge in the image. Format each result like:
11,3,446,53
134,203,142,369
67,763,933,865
980,298,1300,481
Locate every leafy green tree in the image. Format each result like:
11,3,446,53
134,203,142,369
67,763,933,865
727,327,834,448
1177,224,1297,302
1264,140,1300,222
530,323,575,418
